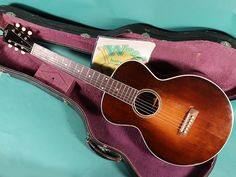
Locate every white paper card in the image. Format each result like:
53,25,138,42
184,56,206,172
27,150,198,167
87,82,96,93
92,36,156,70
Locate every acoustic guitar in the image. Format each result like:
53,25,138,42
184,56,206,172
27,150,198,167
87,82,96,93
2,23,233,166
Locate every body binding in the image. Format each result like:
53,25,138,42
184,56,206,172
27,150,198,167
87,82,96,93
101,61,233,166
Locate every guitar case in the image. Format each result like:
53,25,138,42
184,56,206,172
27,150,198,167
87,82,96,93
0,5,236,177
0,66,133,177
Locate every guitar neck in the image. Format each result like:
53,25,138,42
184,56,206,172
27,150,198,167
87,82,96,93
30,43,137,105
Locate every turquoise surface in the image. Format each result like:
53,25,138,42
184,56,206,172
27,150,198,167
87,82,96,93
1,1,236,176
209,100,236,177
1,0,236,37
0,73,130,177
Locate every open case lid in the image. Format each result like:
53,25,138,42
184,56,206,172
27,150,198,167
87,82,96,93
0,4,236,48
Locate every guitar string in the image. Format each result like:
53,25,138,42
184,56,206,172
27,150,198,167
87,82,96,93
32,49,186,127
32,48,184,113
32,51,179,111
25,50,216,135
9,38,186,127
8,39,171,109
32,50,185,127
32,51,161,111
14,44,185,119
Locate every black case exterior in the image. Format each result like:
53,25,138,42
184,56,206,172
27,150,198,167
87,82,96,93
0,4,236,49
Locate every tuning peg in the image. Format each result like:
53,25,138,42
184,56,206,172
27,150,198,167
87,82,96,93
21,50,25,55
27,31,32,36
21,27,26,32
14,47,19,51
8,44,13,48
15,23,20,28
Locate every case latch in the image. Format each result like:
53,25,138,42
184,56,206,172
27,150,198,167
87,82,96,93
86,134,122,162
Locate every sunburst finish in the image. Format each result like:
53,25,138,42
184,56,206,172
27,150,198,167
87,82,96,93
102,61,233,166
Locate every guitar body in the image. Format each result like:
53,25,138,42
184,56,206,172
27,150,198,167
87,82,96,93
101,61,233,166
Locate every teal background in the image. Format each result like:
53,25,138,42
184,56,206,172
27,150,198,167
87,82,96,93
209,101,236,177
2,0,236,37
0,73,130,177
0,0,236,176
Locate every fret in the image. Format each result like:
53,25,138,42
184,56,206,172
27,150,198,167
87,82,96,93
59,57,70,71
91,70,96,79
87,69,94,84
125,86,130,102
54,56,61,65
70,61,77,72
103,78,112,93
122,85,129,102
133,90,138,102
52,54,62,67
129,88,136,104
75,64,82,75
103,76,110,91
86,69,92,79
107,79,115,94
114,81,121,97
110,80,117,96
99,74,107,90
80,66,85,78
67,60,72,68
118,83,125,100
50,53,57,62
125,86,132,103
92,71,100,87
84,68,90,81
62,57,68,67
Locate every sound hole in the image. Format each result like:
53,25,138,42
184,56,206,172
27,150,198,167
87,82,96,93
134,90,159,117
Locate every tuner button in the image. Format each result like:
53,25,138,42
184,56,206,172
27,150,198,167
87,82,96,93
8,44,13,48
22,27,26,31
14,47,19,51
27,31,32,35
15,23,20,28
21,51,25,55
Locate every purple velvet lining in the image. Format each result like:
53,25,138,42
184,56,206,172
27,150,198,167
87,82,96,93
119,33,236,100
1,13,235,177
35,64,75,94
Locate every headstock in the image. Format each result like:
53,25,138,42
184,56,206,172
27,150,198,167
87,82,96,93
3,23,33,54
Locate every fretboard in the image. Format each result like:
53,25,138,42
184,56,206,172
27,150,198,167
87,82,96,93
31,43,138,105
